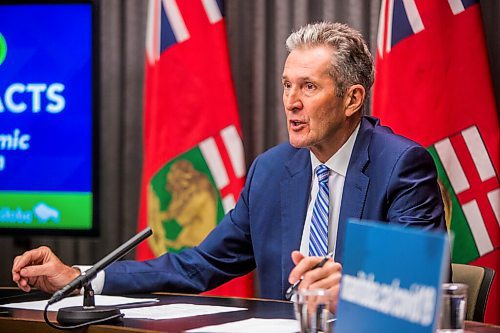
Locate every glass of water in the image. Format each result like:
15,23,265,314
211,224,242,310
438,283,468,333
294,288,334,333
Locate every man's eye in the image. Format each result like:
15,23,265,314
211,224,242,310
283,82,291,89
305,83,316,90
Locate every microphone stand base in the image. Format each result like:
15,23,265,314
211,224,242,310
57,306,122,325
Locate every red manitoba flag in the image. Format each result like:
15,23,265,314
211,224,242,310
373,0,499,323
136,0,253,297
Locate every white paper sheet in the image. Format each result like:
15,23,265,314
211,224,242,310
0,295,159,311
187,318,300,333
121,303,246,320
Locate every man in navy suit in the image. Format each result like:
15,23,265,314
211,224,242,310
12,22,445,311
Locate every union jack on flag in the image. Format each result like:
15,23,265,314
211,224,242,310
146,0,223,63
377,0,478,58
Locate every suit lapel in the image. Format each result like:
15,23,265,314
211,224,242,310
335,117,376,262
280,148,311,297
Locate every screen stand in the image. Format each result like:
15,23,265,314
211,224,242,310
56,284,122,325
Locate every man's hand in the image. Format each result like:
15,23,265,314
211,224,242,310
12,246,80,294
288,250,342,312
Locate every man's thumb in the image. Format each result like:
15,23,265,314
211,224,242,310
20,265,47,278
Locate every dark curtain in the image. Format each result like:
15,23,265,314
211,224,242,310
1,0,499,287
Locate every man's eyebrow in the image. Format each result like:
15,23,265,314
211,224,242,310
281,75,314,81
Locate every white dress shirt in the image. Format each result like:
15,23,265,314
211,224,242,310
74,265,105,294
299,123,360,258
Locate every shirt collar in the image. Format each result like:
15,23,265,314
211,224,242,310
310,122,360,177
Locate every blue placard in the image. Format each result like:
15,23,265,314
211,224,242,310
335,219,449,333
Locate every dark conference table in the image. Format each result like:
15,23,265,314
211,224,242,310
0,288,499,333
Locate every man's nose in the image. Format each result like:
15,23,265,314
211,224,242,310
284,88,303,111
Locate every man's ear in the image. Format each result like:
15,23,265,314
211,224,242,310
344,84,365,117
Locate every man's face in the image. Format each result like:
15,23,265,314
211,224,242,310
282,46,350,161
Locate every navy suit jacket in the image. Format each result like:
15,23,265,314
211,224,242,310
104,116,446,299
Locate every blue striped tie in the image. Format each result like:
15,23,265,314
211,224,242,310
309,164,330,257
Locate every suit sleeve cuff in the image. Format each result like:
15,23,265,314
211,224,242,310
73,265,106,295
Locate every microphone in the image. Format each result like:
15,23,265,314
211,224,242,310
48,227,153,325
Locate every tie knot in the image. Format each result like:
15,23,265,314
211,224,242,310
315,164,330,184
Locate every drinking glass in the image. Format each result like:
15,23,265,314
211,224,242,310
294,289,334,333
438,283,468,333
